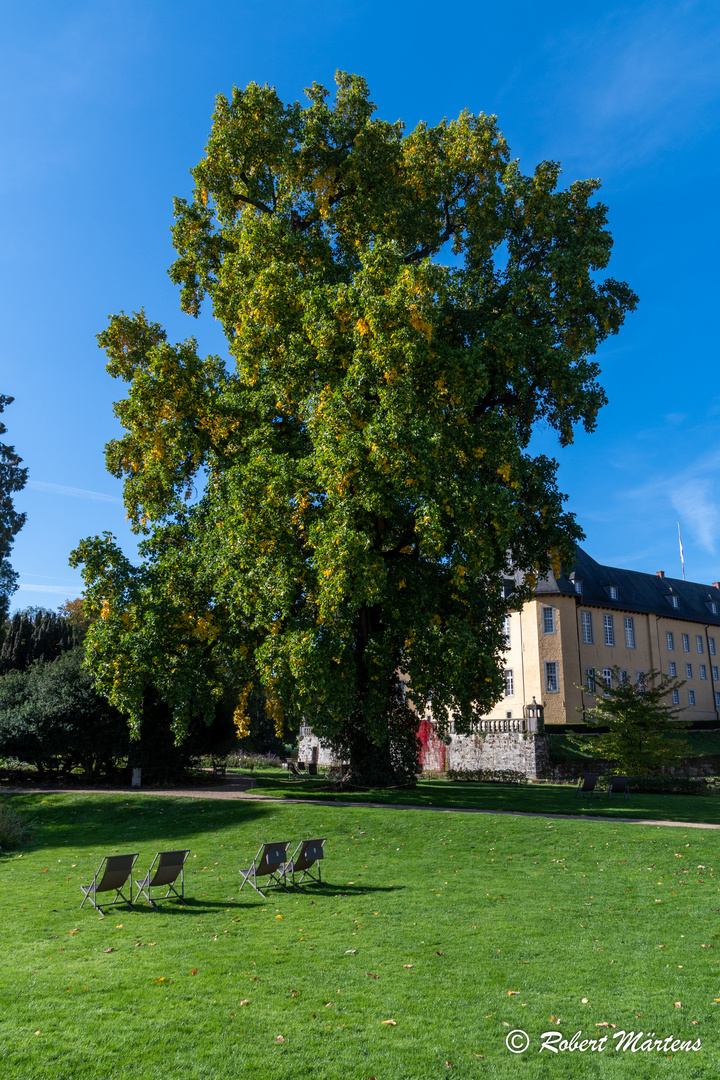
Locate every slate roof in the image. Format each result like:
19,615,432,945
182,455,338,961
534,546,720,628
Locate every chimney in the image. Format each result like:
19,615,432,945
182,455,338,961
713,582,720,590
656,570,665,578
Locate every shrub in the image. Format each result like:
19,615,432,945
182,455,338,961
447,768,528,785
0,800,29,849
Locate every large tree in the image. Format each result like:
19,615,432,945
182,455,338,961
0,396,27,623
72,73,637,785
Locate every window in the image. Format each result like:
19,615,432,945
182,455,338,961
585,666,596,693
710,637,717,656
672,689,680,705
503,615,511,645
668,594,679,608
618,669,629,684
700,664,708,680
666,631,675,651
603,614,615,646
574,579,583,595
504,669,514,697
711,601,718,615
607,585,618,600
716,691,720,708
545,661,559,692
601,668,613,689
581,611,593,644
635,671,646,688
713,666,719,682
688,689,696,706
686,663,693,678
542,606,556,634
696,635,704,653
624,616,636,648
669,661,677,677
682,633,690,652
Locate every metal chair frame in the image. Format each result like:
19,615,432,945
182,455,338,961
238,842,291,898
575,773,601,798
80,853,138,913
135,850,190,908
285,838,326,891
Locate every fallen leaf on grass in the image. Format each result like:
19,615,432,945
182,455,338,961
34,1031,41,1036
675,1002,682,1008
436,951,443,956
382,1019,397,1026
154,978,165,983
403,964,413,968
240,999,249,1006
581,998,589,1004
102,948,114,954
474,1054,484,1059
275,1035,284,1043
445,1062,452,1068
345,949,357,955
366,972,379,979
507,991,519,996
190,969,198,975
115,925,123,929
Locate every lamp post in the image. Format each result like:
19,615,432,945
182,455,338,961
525,696,545,734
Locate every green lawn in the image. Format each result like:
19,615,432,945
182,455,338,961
244,769,720,826
2,792,719,1078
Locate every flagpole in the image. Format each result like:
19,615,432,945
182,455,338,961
678,522,686,581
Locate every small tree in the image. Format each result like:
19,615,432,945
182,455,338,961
573,667,691,774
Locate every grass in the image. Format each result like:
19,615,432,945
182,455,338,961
2,792,720,1078
240,769,720,826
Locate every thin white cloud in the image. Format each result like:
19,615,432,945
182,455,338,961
27,480,122,504
624,447,720,556
17,583,82,595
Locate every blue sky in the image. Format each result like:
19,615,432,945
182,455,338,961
2,0,719,610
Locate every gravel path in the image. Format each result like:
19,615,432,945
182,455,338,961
2,780,719,829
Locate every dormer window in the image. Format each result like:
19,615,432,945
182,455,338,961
707,600,719,615
574,580,583,595
605,585,618,600
667,594,679,609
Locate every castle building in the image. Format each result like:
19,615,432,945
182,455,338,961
298,547,720,776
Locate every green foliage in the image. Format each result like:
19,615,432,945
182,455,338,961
447,767,528,784
72,72,637,785
0,648,130,776
0,608,83,673
0,395,27,622
571,667,692,774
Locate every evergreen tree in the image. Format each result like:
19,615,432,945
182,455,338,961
0,396,27,623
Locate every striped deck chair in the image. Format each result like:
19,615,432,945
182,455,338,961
608,775,630,799
575,773,600,798
135,850,190,907
238,842,290,898
285,839,326,890
80,853,138,913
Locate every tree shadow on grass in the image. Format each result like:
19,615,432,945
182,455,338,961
2,792,278,854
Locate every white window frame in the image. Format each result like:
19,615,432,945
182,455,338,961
581,611,593,644
716,691,720,708
545,661,559,693
601,668,613,688
541,606,556,634
603,614,615,647
669,661,677,677
682,633,690,652
686,663,693,679
504,668,514,697
618,669,629,685
666,631,674,651
700,664,707,680
710,637,717,656
713,666,719,682
688,689,696,706
503,615,511,645
624,616,636,648
607,585,618,600
669,595,679,608
584,666,596,693
574,580,583,595
672,689,680,705
696,635,704,654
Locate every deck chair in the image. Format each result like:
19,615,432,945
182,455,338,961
135,850,190,908
80,853,138,913
575,773,600,798
608,775,630,799
238,842,290,898
284,838,326,890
